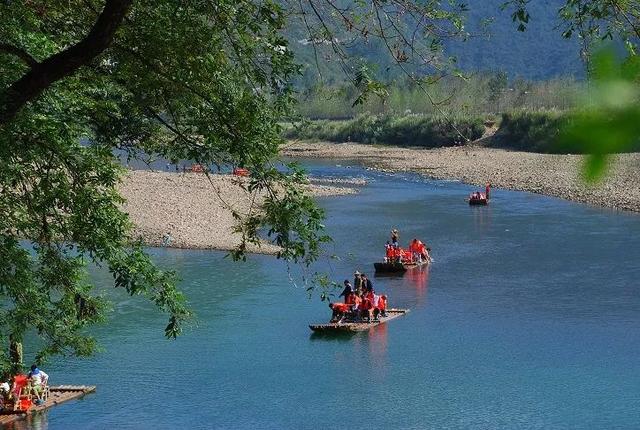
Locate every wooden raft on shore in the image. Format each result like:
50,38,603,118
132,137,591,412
309,308,409,333
0,385,96,426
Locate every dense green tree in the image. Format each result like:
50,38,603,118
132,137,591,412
0,0,317,374
0,0,468,374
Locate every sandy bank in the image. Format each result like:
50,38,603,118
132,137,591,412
283,141,640,213
119,171,356,253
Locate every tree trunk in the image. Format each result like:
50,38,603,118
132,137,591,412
9,335,23,376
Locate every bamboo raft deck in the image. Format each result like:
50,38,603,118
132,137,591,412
0,385,96,426
309,308,409,333
374,260,429,274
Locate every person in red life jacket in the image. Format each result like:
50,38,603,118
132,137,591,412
485,183,491,200
352,293,362,315
329,302,351,323
345,290,355,305
360,296,373,322
385,241,394,262
378,294,388,317
403,249,413,263
371,293,381,321
393,247,404,263
409,238,420,261
416,240,433,263
365,289,374,302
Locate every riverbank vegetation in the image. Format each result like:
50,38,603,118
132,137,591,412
287,69,640,156
295,74,581,120
284,74,584,151
285,114,485,147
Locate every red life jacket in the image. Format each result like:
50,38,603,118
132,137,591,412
332,303,350,313
353,296,361,309
345,293,355,305
378,296,387,310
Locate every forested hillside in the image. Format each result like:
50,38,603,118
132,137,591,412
288,0,583,86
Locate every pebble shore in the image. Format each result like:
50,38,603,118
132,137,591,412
282,141,640,213
119,170,356,253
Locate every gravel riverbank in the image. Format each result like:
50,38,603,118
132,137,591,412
283,141,640,213
119,170,356,253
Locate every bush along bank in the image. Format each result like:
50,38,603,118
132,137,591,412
284,114,485,148
492,110,640,154
490,110,570,153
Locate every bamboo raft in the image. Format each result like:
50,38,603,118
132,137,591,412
0,385,96,425
309,308,409,333
374,260,429,274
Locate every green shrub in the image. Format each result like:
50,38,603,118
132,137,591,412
284,114,484,147
492,111,571,153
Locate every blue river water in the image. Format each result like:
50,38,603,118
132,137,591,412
11,160,640,429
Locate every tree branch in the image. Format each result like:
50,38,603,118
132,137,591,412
0,0,133,126
0,43,38,68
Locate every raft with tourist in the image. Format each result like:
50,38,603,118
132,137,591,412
374,233,432,274
309,308,409,333
468,183,491,205
310,276,408,333
0,365,96,426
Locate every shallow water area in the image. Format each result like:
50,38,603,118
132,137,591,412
17,160,640,429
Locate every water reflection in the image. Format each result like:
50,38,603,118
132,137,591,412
368,321,388,369
405,266,431,305
470,204,492,232
4,412,48,430
309,331,357,342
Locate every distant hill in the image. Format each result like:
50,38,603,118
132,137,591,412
447,0,584,79
287,0,584,85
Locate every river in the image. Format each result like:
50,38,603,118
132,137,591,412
13,160,640,429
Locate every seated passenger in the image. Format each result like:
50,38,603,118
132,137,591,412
360,296,373,322
28,365,48,404
0,380,11,409
371,294,381,321
378,294,388,317
352,294,362,314
385,242,394,260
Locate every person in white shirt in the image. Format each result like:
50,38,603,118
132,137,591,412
28,365,49,403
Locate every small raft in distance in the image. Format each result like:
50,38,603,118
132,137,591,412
309,308,409,333
468,183,491,205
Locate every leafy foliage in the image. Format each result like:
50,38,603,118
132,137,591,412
559,47,640,180
0,0,324,373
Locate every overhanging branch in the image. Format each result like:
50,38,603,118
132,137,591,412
0,43,38,68
0,0,133,126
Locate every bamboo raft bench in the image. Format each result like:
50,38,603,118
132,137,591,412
309,308,409,333
0,385,96,426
